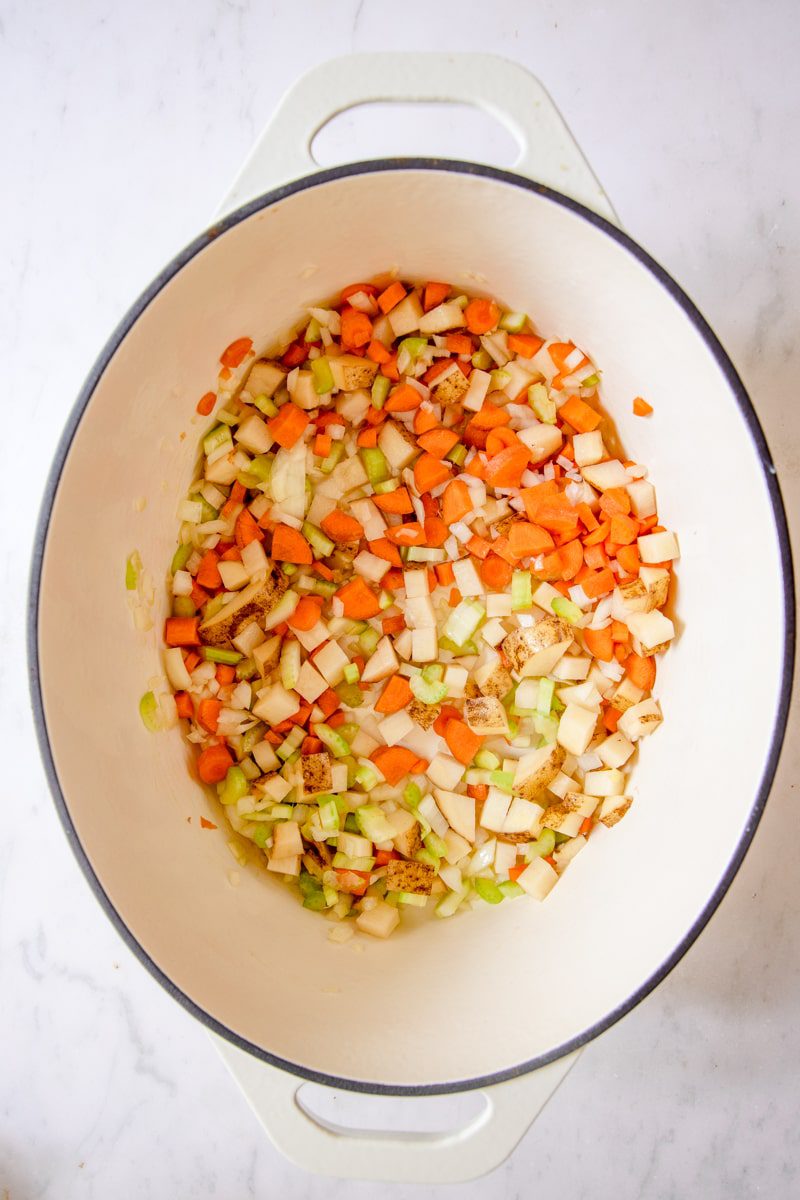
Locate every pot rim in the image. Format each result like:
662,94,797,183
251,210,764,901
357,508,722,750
27,158,796,1096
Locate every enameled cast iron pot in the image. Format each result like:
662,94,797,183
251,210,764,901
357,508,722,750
29,55,795,1182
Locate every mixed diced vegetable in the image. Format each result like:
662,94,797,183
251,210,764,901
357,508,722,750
146,274,678,939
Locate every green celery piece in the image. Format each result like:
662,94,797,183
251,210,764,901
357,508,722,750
499,311,527,332
552,596,583,626
525,828,556,861
311,357,335,395
252,824,270,849
170,542,192,575
498,879,525,899
202,646,242,665
302,521,335,558
474,877,504,904
249,454,273,483
172,596,196,618
203,424,232,457
305,317,321,344
371,374,391,410
139,691,160,732
337,682,365,708
220,766,248,806
409,673,448,705
316,723,351,757
474,749,500,770
252,394,278,417
471,349,492,370
321,442,346,475
489,770,515,793
125,551,140,590
537,678,555,716
359,446,390,485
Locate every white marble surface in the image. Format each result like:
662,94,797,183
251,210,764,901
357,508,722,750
2,0,799,1195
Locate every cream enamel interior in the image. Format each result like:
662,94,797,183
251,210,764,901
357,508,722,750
37,168,786,1088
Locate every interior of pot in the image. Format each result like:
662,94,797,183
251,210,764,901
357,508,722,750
35,166,788,1090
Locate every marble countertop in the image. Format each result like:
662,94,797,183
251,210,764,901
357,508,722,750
2,1,798,1196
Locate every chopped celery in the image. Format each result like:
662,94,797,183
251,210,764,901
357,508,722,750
537,678,555,716
318,798,341,834
170,542,192,575
305,317,321,343
203,594,225,621
471,348,492,370
499,311,527,332
311,357,335,395
172,596,196,618
533,713,559,744
404,782,422,808
406,546,446,563
474,749,500,770
489,770,515,793
280,640,301,691
139,691,160,732
333,852,376,871
339,722,360,741
343,663,360,684
190,494,219,523
125,551,141,590
499,879,525,899
474,877,504,904
252,824,270,850
394,892,428,907
452,295,469,309
252,393,278,417
422,664,444,683
443,598,485,645
398,336,428,368
359,446,390,486
336,683,364,708
371,374,391,409
581,372,601,388
438,635,479,657
203,425,232,457
220,766,248,806
410,673,448,705
303,889,327,912
525,828,556,861
316,723,351,757
552,596,583,625
415,848,440,870
321,442,346,475
354,762,380,791
511,570,533,611
249,454,273,483
216,408,239,427
311,577,337,599
358,627,380,655
282,563,298,576
241,723,265,754
372,478,399,496
355,805,395,843
424,831,448,858
302,521,335,558
277,725,305,761
202,646,242,665
445,443,467,466
344,812,360,833
490,369,511,391
528,383,556,424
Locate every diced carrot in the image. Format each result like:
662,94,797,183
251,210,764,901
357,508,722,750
383,569,404,590
268,402,309,449
449,587,462,607
484,444,530,489
508,863,527,882
385,522,426,546
519,480,559,521
599,488,631,517
465,534,490,559
380,355,400,381
199,816,218,830
314,562,334,582
485,427,521,458
436,562,455,587
535,499,581,537
464,298,500,335
626,653,656,691
611,620,630,643
215,664,236,686
616,543,641,575
183,651,201,672
335,577,381,619
537,550,564,581
197,743,233,783
581,568,616,599
413,406,440,435
490,535,518,565
418,428,460,459
442,479,472,525
444,718,483,765
480,554,513,590
372,487,414,515
558,538,584,580
218,545,242,563
467,783,489,802
464,452,486,477
341,282,377,303
174,691,194,719
288,595,323,631
371,746,420,786
424,281,451,310
374,849,401,866
584,625,614,662
327,710,347,730
357,426,379,447
508,522,555,558
382,614,406,636
433,705,461,737
375,675,412,714
164,616,200,647
470,403,511,429
318,688,341,718
340,306,373,349
314,411,346,428
609,514,639,545
614,643,628,665
414,453,452,495
443,332,471,356
633,396,653,416
272,523,313,564
301,736,324,756
235,507,264,549
195,550,222,590
196,391,216,416
281,341,308,367
314,432,332,457
582,519,612,547
583,543,609,571
559,395,602,433
197,697,222,734
377,281,407,313
366,338,391,364
603,706,621,733
384,383,422,413
368,537,403,567
507,332,545,357
579,817,594,838
424,516,449,548
220,337,253,368
321,509,365,544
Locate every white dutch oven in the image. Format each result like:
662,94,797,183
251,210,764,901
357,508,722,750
29,55,794,1183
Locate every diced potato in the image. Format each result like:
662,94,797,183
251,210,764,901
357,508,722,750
293,620,330,654
532,581,563,612
618,699,663,741
547,770,580,800
408,699,440,729
462,368,492,412
360,635,400,684
474,660,513,700
349,497,386,540
379,420,420,472
386,859,436,895
353,550,390,584
639,566,670,610
494,839,517,875
329,355,378,391
411,628,438,662
300,754,333,798
242,359,287,400
294,660,328,705
638,530,680,563
200,569,288,646
405,595,436,629
434,789,476,841
596,795,633,827
356,900,400,938
551,654,591,681
517,421,563,465
513,743,566,800
626,479,656,518
404,568,430,598
555,680,603,712
218,560,250,591
452,558,484,597
273,819,303,857
427,754,465,790
517,857,558,900
557,703,597,756
626,610,675,656
486,593,513,618
502,796,544,835
611,676,645,713
464,697,509,736
253,634,281,678
338,832,372,858
387,292,425,338
433,369,469,405
379,710,415,746
444,664,468,697
480,618,507,647
503,616,573,678
573,431,605,467
596,732,635,768
314,640,349,686
252,682,299,725
552,834,587,870
443,828,471,864
393,629,413,660
266,854,301,876
418,301,466,334
235,412,273,454
582,768,625,797
581,459,631,490
241,538,269,580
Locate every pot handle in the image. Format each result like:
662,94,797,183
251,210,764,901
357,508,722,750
213,1034,580,1184
218,53,618,225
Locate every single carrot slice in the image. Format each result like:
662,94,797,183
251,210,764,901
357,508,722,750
470,403,511,429
368,537,403,567
335,577,382,619
366,338,392,364
386,383,423,412
445,332,473,355
413,453,452,495
174,691,194,719
485,427,520,457
633,396,653,416
195,550,222,590
321,509,365,543
599,488,631,517
268,402,309,449
385,522,426,546
442,479,472,525
616,543,641,575
197,697,222,734
466,534,492,559
220,337,253,368
372,487,414,515
581,567,616,598
424,281,451,310
508,522,555,558
340,306,373,349
235,508,264,548
375,675,412,714
480,554,513,590
196,391,216,416
197,743,233,783
424,516,449,548
288,595,323,631
507,333,545,357
418,428,460,459
464,298,500,334
436,562,455,587
371,745,419,786
215,664,236,686
444,718,483,765
609,513,639,545
558,538,584,580
314,432,332,457
582,519,612,547
559,395,602,433
377,281,407,313
625,652,656,691
271,523,313,564
357,427,379,447
413,406,440,435
584,625,614,662
484,444,530,489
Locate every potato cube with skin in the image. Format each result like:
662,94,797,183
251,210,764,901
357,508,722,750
434,789,476,842
387,292,425,338
618,699,663,741
638,530,680,563
626,479,656,518
513,743,566,800
300,754,333,798
356,900,400,938
379,420,420,472
443,828,471,864
503,616,573,678
640,566,670,610
597,732,635,768
502,797,544,836
480,787,512,832
432,369,470,405
597,795,633,827
393,629,413,660
547,770,580,800
288,370,318,410
612,677,644,713
464,696,509,736
379,710,415,746
407,699,440,730
404,568,430,598
253,634,281,678
360,636,399,684
386,858,436,895
542,792,596,836
627,610,675,656
573,431,606,467
295,659,328,704
557,703,598,756
553,835,587,871
614,578,650,615
517,857,558,900
242,358,286,400
313,640,350,687
411,628,438,662
329,763,348,792
393,816,422,860
474,660,513,700
273,819,303,858
329,355,378,392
